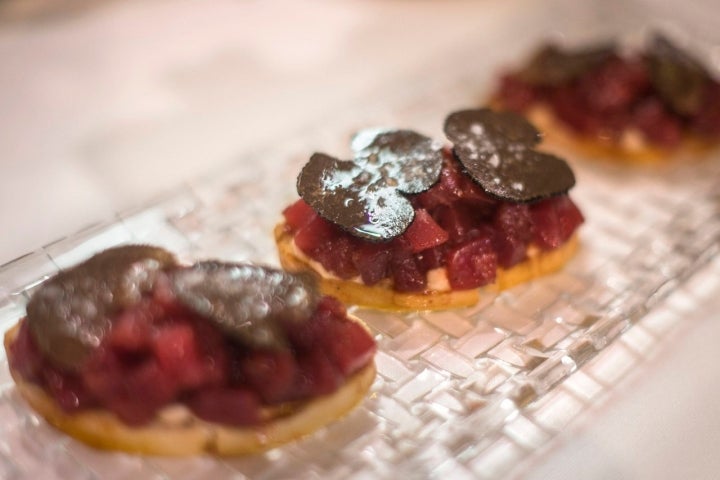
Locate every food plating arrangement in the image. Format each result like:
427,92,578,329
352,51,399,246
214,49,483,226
1,3,719,479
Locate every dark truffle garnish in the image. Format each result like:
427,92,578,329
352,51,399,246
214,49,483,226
26,245,177,370
169,262,320,350
647,33,710,116
517,43,615,86
444,109,575,203
297,129,442,241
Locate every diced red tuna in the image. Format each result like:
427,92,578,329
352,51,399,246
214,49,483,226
186,388,261,427
283,199,317,232
530,195,584,250
401,208,449,253
445,235,498,289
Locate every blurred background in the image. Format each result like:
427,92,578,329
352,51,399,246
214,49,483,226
1,0,718,266
1,0,507,264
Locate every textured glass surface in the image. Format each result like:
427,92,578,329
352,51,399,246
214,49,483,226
1,2,720,478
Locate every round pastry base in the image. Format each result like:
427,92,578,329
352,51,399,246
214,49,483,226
506,103,717,164
275,223,580,312
4,322,376,456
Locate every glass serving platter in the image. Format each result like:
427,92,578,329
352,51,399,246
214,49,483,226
1,1,719,478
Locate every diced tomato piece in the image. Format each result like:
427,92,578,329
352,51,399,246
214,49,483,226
283,199,317,232
401,208,449,253
445,235,498,290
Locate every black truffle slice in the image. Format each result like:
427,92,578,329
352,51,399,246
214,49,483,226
169,262,320,350
297,129,442,241
647,33,710,116
517,43,615,86
444,109,575,203
26,245,177,370
351,129,443,194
